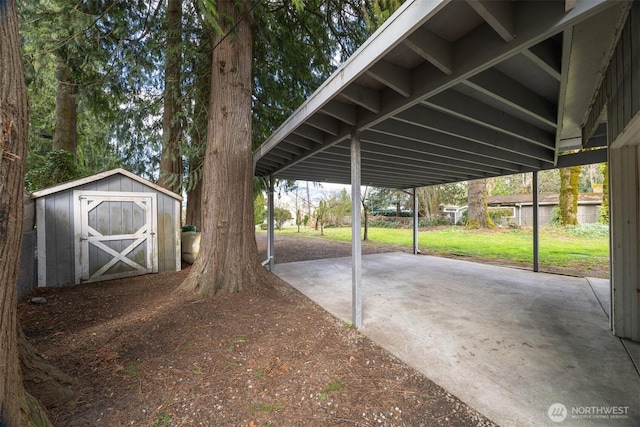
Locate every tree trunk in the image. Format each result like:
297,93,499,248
158,0,183,192
1,2,53,425
19,326,74,409
52,57,78,157
599,162,609,223
185,175,202,230
467,179,495,228
306,181,312,224
559,166,580,226
185,24,212,232
417,186,439,220
179,0,268,295
362,200,369,241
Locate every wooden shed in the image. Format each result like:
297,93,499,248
32,168,182,287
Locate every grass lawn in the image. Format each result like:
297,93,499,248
273,225,609,273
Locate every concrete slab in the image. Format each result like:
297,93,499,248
275,253,640,426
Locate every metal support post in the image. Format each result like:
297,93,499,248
351,132,362,328
532,171,539,272
413,187,419,254
268,176,275,271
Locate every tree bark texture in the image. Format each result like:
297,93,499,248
185,175,202,230
1,2,53,425
559,166,580,226
52,57,78,156
467,179,495,228
185,34,211,232
158,0,183,192
600,162,609,223
179,0,268,295
18,326,74,410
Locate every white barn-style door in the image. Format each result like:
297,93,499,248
74,191,158,284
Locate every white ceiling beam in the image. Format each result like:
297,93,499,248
363,128,523,172
357,133,506,175
319,100,357,126
555,27,573,161
372,118,544,169
276,143,304,156
292,124,326,144
340,83,381,114
394,105,555,162
467,0,515,42
522,40,562,81
313,149,478,179
404,27,453,75
268,148,295,162
283,134,315,150
462,68,557,127
366,60,412,97
423,90,555,147
306,113,340,136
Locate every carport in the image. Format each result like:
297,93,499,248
275,253,640,425
253,0,640,342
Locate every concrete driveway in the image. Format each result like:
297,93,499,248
275,252,640,426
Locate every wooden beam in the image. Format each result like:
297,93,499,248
424,90,555,147
319,100,357,126
463,68,558,127
366,60,411,97
306,113,340,136
341,83,381,114
523,39,562,81
293,124,326,144
404,27,453,75
467,0,515,42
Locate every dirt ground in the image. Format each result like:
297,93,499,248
18,232,601,426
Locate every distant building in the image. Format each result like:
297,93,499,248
487,193,604,226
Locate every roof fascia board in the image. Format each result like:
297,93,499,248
31,168,183,201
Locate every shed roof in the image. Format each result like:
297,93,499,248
31,168,183,201
253,0,628,189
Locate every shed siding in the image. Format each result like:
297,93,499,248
38,172,180,287
41,190,74,286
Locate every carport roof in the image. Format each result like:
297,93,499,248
253,0,629,189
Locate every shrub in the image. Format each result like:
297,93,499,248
564,223,609,238
25,149,81,191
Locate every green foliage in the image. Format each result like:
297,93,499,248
123,361,140,378
25,149,82,191
315,200,329,235
254,192,267,225
564,224,609,238
368,219,404,229
151,412,172,427
274,207,292,229
599,162,609,224
252,0,376,149
19,0,403,197
488,208,513,223
549,207,561,226
319,378,344,400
